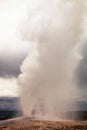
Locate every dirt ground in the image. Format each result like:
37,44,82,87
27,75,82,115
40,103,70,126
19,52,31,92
0,117,87,130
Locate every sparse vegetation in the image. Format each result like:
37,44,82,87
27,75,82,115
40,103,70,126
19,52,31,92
0,118,87,130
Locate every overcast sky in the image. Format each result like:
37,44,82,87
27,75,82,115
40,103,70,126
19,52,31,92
0,0,31,96
0,0,87,99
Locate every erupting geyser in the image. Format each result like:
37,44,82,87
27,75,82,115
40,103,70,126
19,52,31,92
18,0,85,120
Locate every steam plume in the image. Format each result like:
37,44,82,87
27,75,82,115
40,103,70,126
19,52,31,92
18,0,85,120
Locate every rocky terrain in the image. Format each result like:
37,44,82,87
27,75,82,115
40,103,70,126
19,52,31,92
0,117,87,130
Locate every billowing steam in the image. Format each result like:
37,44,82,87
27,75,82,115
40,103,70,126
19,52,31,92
18,0,85,120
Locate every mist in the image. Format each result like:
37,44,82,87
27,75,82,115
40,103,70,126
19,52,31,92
18,0,86,120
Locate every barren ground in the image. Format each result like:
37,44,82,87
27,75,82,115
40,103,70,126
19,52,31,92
0,117,87,130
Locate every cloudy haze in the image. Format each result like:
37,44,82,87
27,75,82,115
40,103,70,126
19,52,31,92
0,0,87,99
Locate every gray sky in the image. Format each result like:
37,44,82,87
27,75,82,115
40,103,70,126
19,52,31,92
0,0,30,96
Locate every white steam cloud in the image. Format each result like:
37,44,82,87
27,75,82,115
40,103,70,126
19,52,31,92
18,0,86,120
